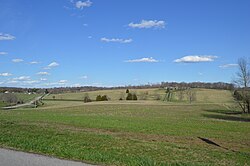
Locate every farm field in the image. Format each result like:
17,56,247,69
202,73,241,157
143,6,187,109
0,88,250,165
45,88,234,103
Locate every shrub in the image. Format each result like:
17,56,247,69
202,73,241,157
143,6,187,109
96,95,102,101
132,94,138,100
96,95,109,101
83,93,91,103
126,93,133,100
126,93,137,100
101,95,108,101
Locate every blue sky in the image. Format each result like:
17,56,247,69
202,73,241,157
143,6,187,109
0,0,249,87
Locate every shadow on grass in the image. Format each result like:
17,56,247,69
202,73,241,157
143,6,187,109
202,113,250,122
205,109,242,115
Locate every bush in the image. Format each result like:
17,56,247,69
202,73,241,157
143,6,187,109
101,95,108,101
126,93,137,100
126,89,129,93
126,93,133,100
96,95,109,101
96,95,102,101
132,94,137,100
83,93,91,103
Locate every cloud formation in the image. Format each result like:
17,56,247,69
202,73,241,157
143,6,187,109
174,55,218,63
80,75,88,79
101,37,133,43
75,0,92,9
59,80,68,83
125,57,159,63
13,76,30,81
40,78,48,81
30,61,39,64
37,72,50,75
12,59,24,63
0,72,12,76
128,20,165,29
219,64,238,68
0,52,8,55
0,33,15,40
44,80,68,86
48,62,59,67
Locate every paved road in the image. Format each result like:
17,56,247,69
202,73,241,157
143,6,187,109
0,148,94,166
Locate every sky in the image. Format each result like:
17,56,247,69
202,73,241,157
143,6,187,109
0,0,250,88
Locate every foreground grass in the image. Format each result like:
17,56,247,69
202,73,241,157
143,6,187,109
0,100,249,165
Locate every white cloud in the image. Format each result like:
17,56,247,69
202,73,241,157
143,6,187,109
101,37,133,43
40,78,47,81
30,61,39,64
80,75,88,79
75,0,92,9
12,59,24,63
59,80,68,83
72,83,81,87
13,76,30,81
125,57,159,63
0,33,15,40
7,80,19,84
88,36,92,39
37,72,50,75
128,20,165,29
24,80,40,84
44,80,68,86
0,52,8,55
0,72,12,76
48,62,59,67
219,64,238,68
174,55,218,63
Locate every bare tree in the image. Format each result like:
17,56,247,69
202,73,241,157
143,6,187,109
233,57,250,113
186,88,196,104
139,92,148,100
177,90,184,101
0,93,18,104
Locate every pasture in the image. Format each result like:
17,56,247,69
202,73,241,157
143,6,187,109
45,88,233,103
0,88,249,165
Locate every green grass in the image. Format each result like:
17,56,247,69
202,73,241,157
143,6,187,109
45,88,234,104
45,88,166,101
0,89,249,165
0,101,7,109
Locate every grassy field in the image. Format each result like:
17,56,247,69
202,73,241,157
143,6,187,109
0,101,7,108
45,88,234,103
0,89,249,165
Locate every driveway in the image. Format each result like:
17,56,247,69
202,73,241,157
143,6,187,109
0,148,94,166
